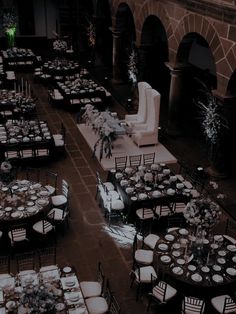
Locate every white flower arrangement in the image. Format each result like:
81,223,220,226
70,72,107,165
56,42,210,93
53,39,67,52
184,198,222,231
0,160,12,173
197,85,228,146
2,11,17,33
144,172,153,183
128,49,138,84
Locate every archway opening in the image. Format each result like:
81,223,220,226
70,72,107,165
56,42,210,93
115,2,136,82
95,0,112,67
175,32,217,138
140,15,170,122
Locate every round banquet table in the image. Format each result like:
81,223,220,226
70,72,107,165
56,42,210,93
0,179,51,231
154,228,236,298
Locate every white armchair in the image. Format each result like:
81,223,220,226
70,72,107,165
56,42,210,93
132,88,160,147
125,82,151,126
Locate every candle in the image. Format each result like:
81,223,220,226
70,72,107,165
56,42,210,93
206,252,210,265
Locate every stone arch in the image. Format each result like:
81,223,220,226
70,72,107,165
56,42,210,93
171,13,229,96
135,1,173,46
111,0,137,30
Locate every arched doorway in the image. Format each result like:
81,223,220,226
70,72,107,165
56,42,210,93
140,16,169,94
175,32,217,138
95,0,112,67
139,15,170,123
114,2,136,82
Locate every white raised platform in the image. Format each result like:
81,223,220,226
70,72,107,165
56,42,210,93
78,123,177,171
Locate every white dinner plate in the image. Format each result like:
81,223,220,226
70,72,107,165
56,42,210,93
212,274,223,283
213,265,221,272
226,268,236,276
130,196,137,201
5,207,12,212
157,243,168,251
191,273,202,282
173,243,181,249
165,234,175,242
217,258,226,265
63,266,72,273
172,266,183,275
138,193,147,200
227,245,236,252
188,264,197,271
160,255,171,264
201,266,210,273
172,250,181,257
218,250,226,257
176,258,185,265
11,212,21,218
179,228,188,236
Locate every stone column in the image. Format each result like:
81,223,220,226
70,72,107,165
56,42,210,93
166,68,185,137
110,28,124,84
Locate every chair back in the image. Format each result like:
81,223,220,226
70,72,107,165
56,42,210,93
153,280,168,303
145,88,160,132
0,256,10,274
143,153,155,165
97,261,105,293
223,297,236,313
115,156,127,171
10,228,26,243
109,294,121,314
43,220,54,234
183,296,205,314
16,252,35,272
129,154,142,167
62,179,69,198
45,170,58,190
137,81,151,123
38,246,57,268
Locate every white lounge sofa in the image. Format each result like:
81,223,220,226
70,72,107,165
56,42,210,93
125,81,151,127
132,88,160,147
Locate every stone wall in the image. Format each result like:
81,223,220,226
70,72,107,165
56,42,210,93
110,0,236,97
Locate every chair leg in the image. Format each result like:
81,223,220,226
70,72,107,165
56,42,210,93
136,283,141,301
147,295,152,312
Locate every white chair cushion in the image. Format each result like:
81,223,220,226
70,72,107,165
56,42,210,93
104,182,114,191
32,220,54,234
135,249,153,265
45,185,56,195
0,231,2,238
135,266,157,283
54,139,64,147
51,194,67,207
153,282,177,302
40,265,58,272
144,234,160,250
80,281,102,298
0,274,12,279
53,134,63,141
211,295,236,313
223,235,236,245
19,270,36,276
111,199,124,211
136,208,154,220
85,296,108,314
48,208,64,221
190,189,200,198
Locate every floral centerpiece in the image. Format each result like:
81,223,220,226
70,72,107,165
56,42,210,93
20,284,56,313
0,160,13,184
2,10,17,48
53,39,68,55
184,198,222,233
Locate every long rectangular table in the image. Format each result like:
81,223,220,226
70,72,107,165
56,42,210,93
0,266,88,313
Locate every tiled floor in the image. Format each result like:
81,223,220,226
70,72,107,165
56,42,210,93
1,65,235,313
